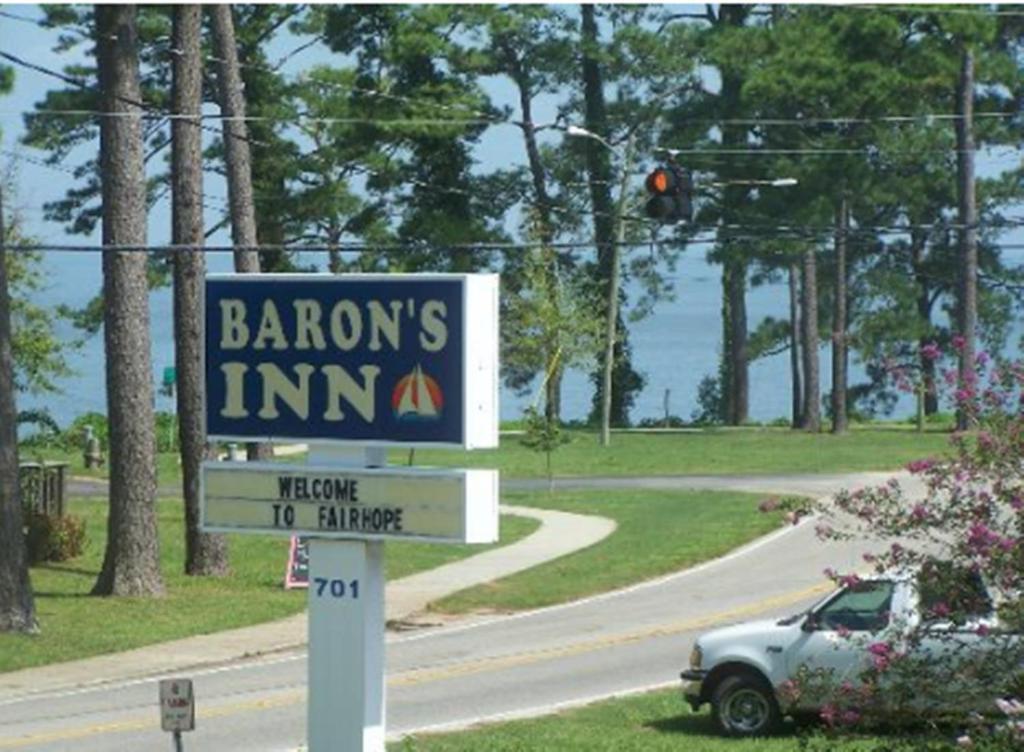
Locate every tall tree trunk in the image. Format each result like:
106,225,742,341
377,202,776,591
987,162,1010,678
581,4,615,445
210,4,260,275
717,4,752,426
831,196,849,434
723,257,748,424
788,262,803,428
800,248,821,432
955,47,977,431
910,231,938,415
210,4,271,461
173,5,228,577
92,4,164,597
0,186,37,632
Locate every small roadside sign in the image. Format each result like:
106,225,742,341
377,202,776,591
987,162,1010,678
159,678,195,733
285,536,310,589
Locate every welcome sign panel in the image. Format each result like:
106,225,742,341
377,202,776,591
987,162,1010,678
205,274,497,447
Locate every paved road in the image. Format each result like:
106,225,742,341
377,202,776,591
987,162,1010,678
0,472,922,751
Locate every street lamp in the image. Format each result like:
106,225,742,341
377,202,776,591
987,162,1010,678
708,177,798,188
564,124,617,152
563,123,636,448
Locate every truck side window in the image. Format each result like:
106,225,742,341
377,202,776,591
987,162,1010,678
816,581,895,632
917,564,993,622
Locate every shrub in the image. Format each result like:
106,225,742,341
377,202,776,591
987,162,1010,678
24,511,87,564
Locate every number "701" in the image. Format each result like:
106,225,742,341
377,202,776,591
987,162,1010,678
313,577,360,599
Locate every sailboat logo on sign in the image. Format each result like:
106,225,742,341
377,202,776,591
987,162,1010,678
392,365,444,422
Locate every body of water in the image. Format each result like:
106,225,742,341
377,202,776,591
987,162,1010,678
21,249,972,432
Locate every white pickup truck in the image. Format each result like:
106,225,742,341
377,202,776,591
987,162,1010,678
681,570,1015,736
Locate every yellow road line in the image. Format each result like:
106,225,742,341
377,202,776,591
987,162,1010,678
0,581,830,749
389,580,831,687
0,693,301,749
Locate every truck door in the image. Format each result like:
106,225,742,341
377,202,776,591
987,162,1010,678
784,580,897,709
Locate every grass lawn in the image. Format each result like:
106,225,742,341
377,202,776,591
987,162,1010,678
0,499,538,673
431,488,783,614
391,688,898,751
25,425,953,487
412,426,952,478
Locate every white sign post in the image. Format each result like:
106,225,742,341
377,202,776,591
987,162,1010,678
201,274,499,752
306,446,388,751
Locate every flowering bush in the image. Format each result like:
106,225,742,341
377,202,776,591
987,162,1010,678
790,343,1024,750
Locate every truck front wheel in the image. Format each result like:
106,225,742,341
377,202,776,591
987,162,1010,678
710,673,781,737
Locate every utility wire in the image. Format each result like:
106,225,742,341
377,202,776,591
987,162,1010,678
7,237,1024,254
7,105,1024,131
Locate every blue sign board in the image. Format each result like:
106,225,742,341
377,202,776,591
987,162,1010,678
205,274,496,447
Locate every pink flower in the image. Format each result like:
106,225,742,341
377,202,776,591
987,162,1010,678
931,601,951,618
952,334,967,352
911,503,930,522
868,642,891,657
838,573,861,588
907,458,935,473
976,623,991,637
920,342,942,361
820,703,838,726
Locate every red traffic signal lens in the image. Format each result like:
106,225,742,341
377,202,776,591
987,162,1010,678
645,167,676,195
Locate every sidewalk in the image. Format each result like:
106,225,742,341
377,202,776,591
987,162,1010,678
0,504,615,702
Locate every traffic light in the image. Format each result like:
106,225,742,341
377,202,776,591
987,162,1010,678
644,165,692,224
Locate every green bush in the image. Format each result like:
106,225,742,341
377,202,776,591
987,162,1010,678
155,411,178,453
24,511,87,564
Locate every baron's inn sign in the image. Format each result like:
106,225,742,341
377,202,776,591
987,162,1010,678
204,274,498,449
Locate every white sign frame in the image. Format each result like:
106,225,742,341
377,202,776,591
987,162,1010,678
202,273,499,450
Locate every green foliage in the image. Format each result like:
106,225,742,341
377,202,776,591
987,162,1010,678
155,411,178,454
23,511,87,564
691,374,725,426
16,409,61,442
501,245,602,415
3,235,74,394
519,406,569,488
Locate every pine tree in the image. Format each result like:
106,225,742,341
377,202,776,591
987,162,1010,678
91,3,164,597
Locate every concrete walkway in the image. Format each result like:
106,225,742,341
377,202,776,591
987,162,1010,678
0,504,616,702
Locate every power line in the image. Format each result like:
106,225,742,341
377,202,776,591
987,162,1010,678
8,105,1024,132
7,236,1024,254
